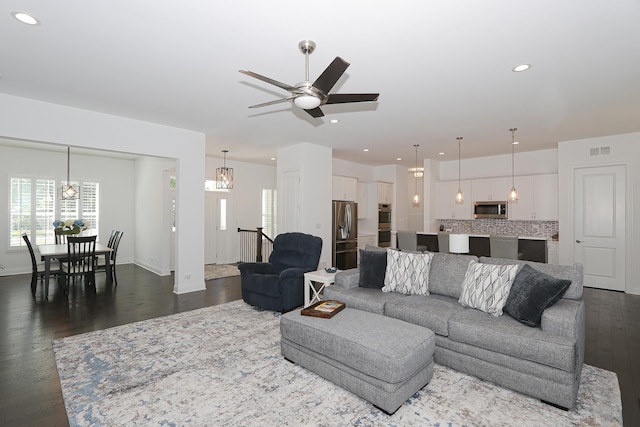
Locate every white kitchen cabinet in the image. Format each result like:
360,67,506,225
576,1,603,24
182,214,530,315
435,180,473,219
472,177,511,201
332,175,358,201
508,174,558,221
377,182,393,204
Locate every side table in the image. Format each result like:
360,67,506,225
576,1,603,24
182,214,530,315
304,269,338,308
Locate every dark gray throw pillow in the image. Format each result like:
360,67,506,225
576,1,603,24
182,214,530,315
504,264,571,327
358,249,387,289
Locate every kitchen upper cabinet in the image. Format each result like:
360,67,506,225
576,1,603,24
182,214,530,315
472,178,511,201
508,174,558,220
377,182,393,204
435,180,473,219
333,175,358,201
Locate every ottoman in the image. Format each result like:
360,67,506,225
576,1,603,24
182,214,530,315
280,307,435,414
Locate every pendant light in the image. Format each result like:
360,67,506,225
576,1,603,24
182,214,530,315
412,144,421,206
59,146,80,200
455,137,464,204
216,150,233,190
509,128,518,201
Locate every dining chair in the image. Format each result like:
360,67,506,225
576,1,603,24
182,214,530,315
22,233,58,297
95,230,124,285
396,230,427,252
62,235,97,291
489,235,523,260
54,228,68,244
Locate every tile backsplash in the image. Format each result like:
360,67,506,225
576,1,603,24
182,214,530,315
437,219,559,239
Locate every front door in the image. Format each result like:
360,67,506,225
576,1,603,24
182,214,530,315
573,165,626,291
205,192,230,264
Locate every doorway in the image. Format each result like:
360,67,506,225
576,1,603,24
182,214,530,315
205,192,230,264
573,165,626,291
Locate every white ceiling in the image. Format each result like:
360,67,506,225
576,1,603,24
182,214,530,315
2,0,639,167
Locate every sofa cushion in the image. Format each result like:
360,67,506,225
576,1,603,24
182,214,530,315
479,257,583,300
358,249,387,289
448,308,578,372
383,250,433,295
458,260,519,316
428,253,478,299
323,286,406,315
384,294,466,337
504,264,572,327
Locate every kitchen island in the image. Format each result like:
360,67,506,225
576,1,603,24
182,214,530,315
417,232,549,263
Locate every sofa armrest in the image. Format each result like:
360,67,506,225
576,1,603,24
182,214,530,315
335,268,360,289
541,299,584,341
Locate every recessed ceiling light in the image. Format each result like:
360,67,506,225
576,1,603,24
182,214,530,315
396,157,402,161
512,141,520,145
330,119,339,124
12,11,39,25
363,148,369,152
512,64,531,72
438,152,445,155
270,157,276,161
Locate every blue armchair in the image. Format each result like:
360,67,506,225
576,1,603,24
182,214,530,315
238,232,323,312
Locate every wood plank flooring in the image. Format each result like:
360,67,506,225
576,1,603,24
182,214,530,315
0,265,638,426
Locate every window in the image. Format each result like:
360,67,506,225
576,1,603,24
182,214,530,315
261,189,277,239
9,176,100,247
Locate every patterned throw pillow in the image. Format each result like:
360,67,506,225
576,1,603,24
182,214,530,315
382,250,433,295
458,260,519,316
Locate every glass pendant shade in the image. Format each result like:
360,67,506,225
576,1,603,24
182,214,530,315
413,144,420,206
455,137,464,204
216,150,234,190
59,147,80,200
294,95,321,110
509,128,518,201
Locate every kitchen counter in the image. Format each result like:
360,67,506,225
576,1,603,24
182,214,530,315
416,232,549,263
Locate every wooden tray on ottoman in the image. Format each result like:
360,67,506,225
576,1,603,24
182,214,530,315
301,300,345,319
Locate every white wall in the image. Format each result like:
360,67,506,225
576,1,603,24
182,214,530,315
0,144,137,275
134,157,176,275
0,94,205,294
558,133,640,295
278,143,332,268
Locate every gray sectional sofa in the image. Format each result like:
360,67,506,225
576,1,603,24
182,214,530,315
323,251,585,409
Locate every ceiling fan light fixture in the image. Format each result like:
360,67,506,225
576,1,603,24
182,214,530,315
293,95,321,110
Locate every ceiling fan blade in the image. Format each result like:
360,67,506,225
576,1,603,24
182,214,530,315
325,93,380,104
248,96,296,109
312,57,350,94
304,107,325,118
239,70,301,93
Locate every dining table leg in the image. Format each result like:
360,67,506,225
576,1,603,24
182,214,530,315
104,253,113,283
44,256,50,298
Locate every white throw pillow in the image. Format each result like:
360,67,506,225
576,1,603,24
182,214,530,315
458,260,519,316
382,250,433,295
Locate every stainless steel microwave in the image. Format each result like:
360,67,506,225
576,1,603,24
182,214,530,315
474,201,508,219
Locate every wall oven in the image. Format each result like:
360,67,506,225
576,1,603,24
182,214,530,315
378,203,392,247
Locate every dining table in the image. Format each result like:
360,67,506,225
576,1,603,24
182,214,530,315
38,242,113,297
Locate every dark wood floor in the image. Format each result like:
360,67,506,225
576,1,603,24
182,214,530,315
0,266,638,426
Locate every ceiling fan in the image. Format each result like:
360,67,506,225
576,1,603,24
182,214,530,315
239,40,379,118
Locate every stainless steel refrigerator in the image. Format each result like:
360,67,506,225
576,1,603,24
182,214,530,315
332,200,358,270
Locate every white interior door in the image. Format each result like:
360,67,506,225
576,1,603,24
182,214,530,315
574,165,626,291
205,192,230,264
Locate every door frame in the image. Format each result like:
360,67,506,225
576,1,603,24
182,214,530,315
566,161,632,293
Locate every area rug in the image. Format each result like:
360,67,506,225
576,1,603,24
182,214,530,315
204,263,240,281
53,300,622,426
